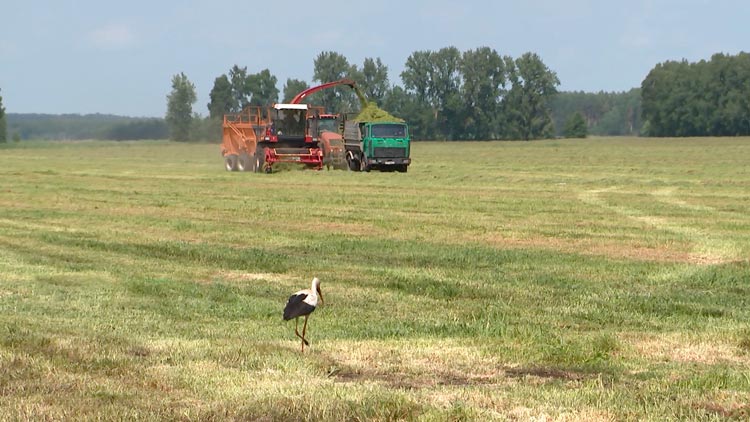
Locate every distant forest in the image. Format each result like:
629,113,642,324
5,50,750,141
7,114,168,141
6,89,642,141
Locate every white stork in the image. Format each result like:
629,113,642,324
283,277,323,352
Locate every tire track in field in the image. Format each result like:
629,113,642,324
579,187,739,265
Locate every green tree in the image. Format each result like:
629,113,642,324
400,50,437,138
563,112,587,138
246,69,279,106
229,65,251,109
401,47,465,140
165,72,197,142
359,57,390,102
207,74,236,119
503,52,560,140
642,53,750,137
459,47,508,139
550,89,642,136
429,47,463,140
401,50,432,103
283,78,309,103
0,88,6,142
313,51,355,112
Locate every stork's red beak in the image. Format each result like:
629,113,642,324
317,286,323,305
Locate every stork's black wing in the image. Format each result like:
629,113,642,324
283,293,315,320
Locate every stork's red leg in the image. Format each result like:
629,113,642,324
293,317,309,352
301,315,309,352
302,315,309,340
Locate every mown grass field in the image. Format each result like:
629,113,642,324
1,138,749,421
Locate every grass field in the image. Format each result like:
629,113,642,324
1,138,749,421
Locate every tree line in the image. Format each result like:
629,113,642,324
6,51,750,142
168,48,562,141
4,113,167,141
0,89,6,142
550,89,642,137
641,52,750,137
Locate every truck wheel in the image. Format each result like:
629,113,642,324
360,156,371,172
347,154,359,172
225,154,238,171
397,164,408,173
238,153,252,171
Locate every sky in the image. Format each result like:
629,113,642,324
1,0,748,117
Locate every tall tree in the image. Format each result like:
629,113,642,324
229,65,251,110
401,47,464,140
359,57,390,102
0,88,6,142
313,51,355,112
165,72,197,142
429,47,462,139
283,78,309,103
401,50,432,103
246,69,279,106
503,52,560,140
460,47,508,139
207,74,236,119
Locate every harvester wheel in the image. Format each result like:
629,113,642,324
255,147,267,174
238,153,253,172
224,154,238,171
346,153,359,172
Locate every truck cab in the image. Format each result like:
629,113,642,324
343,120,411,172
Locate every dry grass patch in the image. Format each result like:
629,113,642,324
209,271,289,285
622,333,749,365
324,339,508,390
507,406,616,422
692,396,750,420
483,234,695,263
322,339,596,392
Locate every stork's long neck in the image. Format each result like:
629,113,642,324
310,278,321,305
310,279,319,299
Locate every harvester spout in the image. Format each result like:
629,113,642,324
290,78,369,109
351,85,368,109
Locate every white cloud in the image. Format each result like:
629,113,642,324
88,24,136,49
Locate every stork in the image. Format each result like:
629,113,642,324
283,277,323,352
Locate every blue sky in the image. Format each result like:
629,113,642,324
1,0,747,117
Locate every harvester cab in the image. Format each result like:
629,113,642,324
269,104,307,142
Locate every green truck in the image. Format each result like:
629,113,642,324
343,119,411,172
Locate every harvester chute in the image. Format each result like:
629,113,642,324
290,78,368,109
